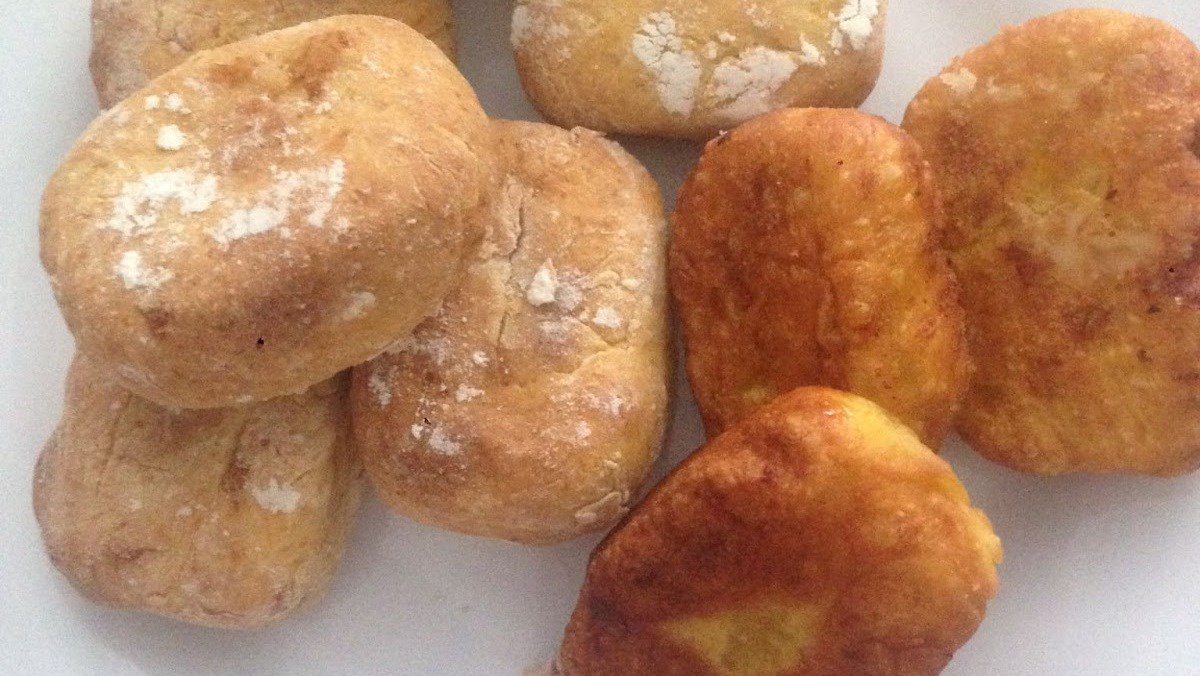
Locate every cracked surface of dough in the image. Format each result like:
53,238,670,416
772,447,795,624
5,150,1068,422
91,0,456,107
33,356,362,629
42,16,495,408
350,120,670,545
903,9,1200,475
558,387,1001,676
671,109,970,448
512,0,886,139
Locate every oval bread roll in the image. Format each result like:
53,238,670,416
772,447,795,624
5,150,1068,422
671,108,970,448
558,387,1001,676
91,0,456,108
42,16,495,408
903,9,1200,475
512,0,887,139
33,357,362,629
350,120,670,545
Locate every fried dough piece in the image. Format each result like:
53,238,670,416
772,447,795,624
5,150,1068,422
33,356,362,629
91,0,456,107
903,9,1200,475
349,121,670,545
671,108,970,448
558,387,1001,676
511,0,887,139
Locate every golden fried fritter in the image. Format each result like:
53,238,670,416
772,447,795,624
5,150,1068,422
671,108,970,448
903,9,1200,475
558,387,1001,676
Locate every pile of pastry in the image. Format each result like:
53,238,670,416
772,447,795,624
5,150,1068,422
33,1,1200,674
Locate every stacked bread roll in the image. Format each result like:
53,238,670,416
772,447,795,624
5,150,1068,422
36,13,670,628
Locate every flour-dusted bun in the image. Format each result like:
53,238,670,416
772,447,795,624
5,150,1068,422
33,356,362,629
91,0,456,107
42,16,495,409
350,121,670,545
511,0,887,139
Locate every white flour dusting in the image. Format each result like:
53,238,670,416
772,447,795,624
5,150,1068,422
114,250,173,290
710,47,799,121
527,260,559,306
156,124,185,151
631,12,701,116
250,479,302,514
831,0,880,52
211,159,345,245
106,169,218,236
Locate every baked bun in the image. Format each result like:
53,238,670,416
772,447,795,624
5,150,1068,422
512,0,887,139
91,0,456,107
42,16,495,409
558,387,1001,676
33,356,362,629
903,9,1200,475
671,108,970,448
350,120,670,545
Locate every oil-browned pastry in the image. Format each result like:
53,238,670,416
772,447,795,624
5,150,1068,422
41,16,495,409
512,0,887,139
558,387,1001,675
671,108,970,448
33,356,362,629
91,0,456,107
350,120,670,545
903,9,1200,475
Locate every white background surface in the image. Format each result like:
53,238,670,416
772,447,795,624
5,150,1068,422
2,1,1199,674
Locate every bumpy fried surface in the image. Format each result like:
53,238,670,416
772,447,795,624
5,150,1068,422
512,0,886,139
42,16,494,408
558,387,1001,676
903,9,1200,475
33,357,362,629
349,121,670,545
671,108,970,448
91,0,455,107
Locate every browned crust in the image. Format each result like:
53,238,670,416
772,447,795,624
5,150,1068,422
671,108,971,449
558,387,1001,676
903,8,1200,475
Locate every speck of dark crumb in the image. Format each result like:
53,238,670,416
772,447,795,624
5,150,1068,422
1138,348,1153,364
256,337,265,348
1149,304,1162,314
1168,267,1177,274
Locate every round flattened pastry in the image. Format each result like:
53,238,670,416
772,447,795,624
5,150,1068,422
558,387,1001,676
511,0,887,139
41,16,495,409
671,108,970,448
33,356,362,629
91,0,456,107
903,9,1200,475
350,120,670,545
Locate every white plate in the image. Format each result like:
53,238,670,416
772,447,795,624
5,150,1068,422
3,1,1199,674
